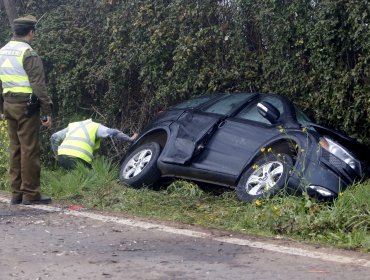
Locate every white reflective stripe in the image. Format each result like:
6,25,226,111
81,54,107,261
68,120,93,135
0,53,22,66
80,124,93,147
66,120,94,147
2,80,31,87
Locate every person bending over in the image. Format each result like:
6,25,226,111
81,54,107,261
51,119,138,169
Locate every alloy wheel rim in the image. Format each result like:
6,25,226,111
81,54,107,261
245,161,284,195
122,149,153,179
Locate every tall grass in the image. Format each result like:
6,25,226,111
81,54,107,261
41,156,119,203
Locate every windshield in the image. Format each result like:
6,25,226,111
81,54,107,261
203,93,255,116
170,95,219,110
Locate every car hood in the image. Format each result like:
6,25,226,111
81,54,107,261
307,123,370,164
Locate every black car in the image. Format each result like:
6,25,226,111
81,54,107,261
119,92,370,202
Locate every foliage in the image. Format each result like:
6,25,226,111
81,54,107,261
243,0,370,140
1,0,368,155
0,120,8,185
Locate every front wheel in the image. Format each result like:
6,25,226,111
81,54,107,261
119,142,161,188
236,153,293,202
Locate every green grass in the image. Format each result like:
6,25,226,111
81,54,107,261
1,156,369,252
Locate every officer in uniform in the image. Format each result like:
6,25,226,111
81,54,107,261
0,15,53,205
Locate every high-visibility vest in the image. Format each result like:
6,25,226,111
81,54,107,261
0,41,33,94
58,120,101,163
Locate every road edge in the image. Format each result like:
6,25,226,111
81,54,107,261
1,195,369,268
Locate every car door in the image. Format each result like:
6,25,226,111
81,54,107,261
190,95,286,179
160,110,223,164
160,93,256,165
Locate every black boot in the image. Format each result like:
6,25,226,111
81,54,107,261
22,195,52,205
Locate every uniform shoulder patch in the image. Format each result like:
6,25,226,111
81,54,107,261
29,50,38,56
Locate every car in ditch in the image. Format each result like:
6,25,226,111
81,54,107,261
119,92,370,202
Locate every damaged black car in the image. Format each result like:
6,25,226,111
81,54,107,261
119,92,370,202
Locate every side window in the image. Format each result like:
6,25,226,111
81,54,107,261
236,96,284,124
203,94,253,116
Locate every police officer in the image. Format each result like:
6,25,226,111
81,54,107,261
0,15,53,205
50,119,138,169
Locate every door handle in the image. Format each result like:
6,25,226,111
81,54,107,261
218,120,226,128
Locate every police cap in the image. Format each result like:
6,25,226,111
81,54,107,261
13,15,37,28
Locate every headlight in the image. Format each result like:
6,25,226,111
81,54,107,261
319,137,358,170
308,185,335,197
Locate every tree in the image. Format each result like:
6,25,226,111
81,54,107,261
2,0,18,30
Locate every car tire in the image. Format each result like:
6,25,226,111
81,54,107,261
119,142,161,188
236,153,293,202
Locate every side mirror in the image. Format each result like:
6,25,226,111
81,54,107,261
257,101,280,124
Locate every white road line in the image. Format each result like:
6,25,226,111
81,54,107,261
1,195,369,268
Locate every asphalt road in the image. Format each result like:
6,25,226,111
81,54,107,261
1,196,370,280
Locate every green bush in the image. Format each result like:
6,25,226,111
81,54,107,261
245,0,370,140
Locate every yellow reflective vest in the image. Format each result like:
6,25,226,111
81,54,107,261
58,120,101,163
0,41,33,94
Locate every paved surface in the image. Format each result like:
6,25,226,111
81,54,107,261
1,199,370,280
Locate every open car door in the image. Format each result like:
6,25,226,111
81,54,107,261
160,110,224,165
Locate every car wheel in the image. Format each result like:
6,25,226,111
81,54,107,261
119,142,161,188
236,153,293,202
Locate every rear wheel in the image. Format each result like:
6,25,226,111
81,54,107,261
236,153,293,202
119,142,161,188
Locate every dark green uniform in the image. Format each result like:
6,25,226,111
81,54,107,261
0,17,53,202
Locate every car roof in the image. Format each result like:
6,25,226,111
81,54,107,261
168,92,295,118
